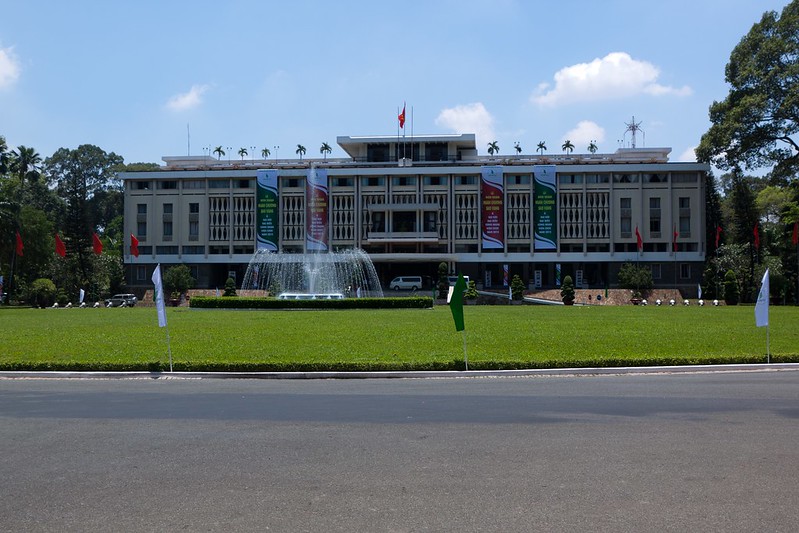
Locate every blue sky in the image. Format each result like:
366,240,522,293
0,0,792,165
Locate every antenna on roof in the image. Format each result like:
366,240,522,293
623,116,644,148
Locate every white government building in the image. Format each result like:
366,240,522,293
120,133,708,293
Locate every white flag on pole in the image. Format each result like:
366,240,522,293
79,288,85,303
152,264,168,328
697,284,702,300
755,269,769,328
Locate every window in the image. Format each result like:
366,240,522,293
183,180,205,189
392,176,417,187
370,211,385,232
620,197,632,237
650,264,662,280
163,203,173,215
456,176,477,185
236,179,252,189
157,180,178,190
423,176,445,186
679,197,691,236
361,177,385,187
333,177,353,187
156,246,179,254
209,179,230,189
613,173,639,184
559,174,582,185
182,246,204,254
136,266,146,281
209,245,229,254
392,211,416,232
189,202,199,241
281,178,301,188
644,173,667,183
189,203,199,214
672,173,698,183
586,174,610,184
680,263,691,280
137,204,147,215
649,197,661,236
133,181,151,190
507,175,531,185
137,221,147,237
424,211,437,232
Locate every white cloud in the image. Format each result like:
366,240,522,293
532,52,692,106
435,102,495,151
678,146,697,162
0,46,21,89
562,120,606,150
166,84,210,111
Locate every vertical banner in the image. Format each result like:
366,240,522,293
306,167,329,251
256,169,279,251
555,263,561,287
534,165,557,251
503,264,509,287
481,166,504,250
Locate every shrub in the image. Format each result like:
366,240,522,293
190,296,432,310
617,262,653,297
511,275,525,300
163,264,195,295
465,280,478,300
28,278,56,308
560,275,575,304
223,277,237,297
437,262,449,299
724,269,740,305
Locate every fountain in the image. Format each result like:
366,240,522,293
241,248,384,298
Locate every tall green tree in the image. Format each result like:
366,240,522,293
296,144,306,160
44,145,124,293
487,141,499,156
261,147,271,159
320,142,332,159
696,1,799,181
213,146,225,160
238,147,248,160
561,140,574,154
536,141,547,155
10,146,42,184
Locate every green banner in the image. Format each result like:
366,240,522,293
534,165,557,251
256,169,279,251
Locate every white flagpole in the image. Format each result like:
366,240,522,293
462,330,468,371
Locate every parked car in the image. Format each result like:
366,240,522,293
105,293,137,307
389,276,423,291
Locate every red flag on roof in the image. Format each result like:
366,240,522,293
15,231,24,257
754,223,760,250
792,221,798,246
55,234,66,258
635,226,643,252
130,234,139,258
398,103,406,129
92,232,103,255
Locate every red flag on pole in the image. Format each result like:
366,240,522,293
635,226,643,252
15,231,24,257
130,234,139,258
715,225,722,249
754,223,760,250
92,232,103,255
793,221,798,246
672,226,679,252
398,103,406,129
55,234,66,257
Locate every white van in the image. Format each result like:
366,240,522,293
389,276,423,291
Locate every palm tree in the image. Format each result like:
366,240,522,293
320,142,332,159
487,141,499,156
536,141,547,155
562,140,575,155
0,135,10,175
238,147,248,160
11,145,42,183
213,146,225,160
296,144,306,160
588,140,598,154
514,142,522,155
261,147,271,159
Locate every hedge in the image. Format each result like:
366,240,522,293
189,296,433,310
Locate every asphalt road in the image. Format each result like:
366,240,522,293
1,370,798,532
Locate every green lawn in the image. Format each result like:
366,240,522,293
1,304,797,371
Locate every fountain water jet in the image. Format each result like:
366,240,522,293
241,248,384,298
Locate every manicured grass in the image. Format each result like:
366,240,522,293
1,304,797,371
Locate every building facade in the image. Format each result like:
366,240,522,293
121,133,708,292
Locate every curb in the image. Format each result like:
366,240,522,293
1,363,798,380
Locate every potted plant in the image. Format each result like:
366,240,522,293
561,275,575,305
511,275,525,303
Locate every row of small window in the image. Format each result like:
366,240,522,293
619,197,691,235
559,173,698,185
135,245,256,256
131,179,253,190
